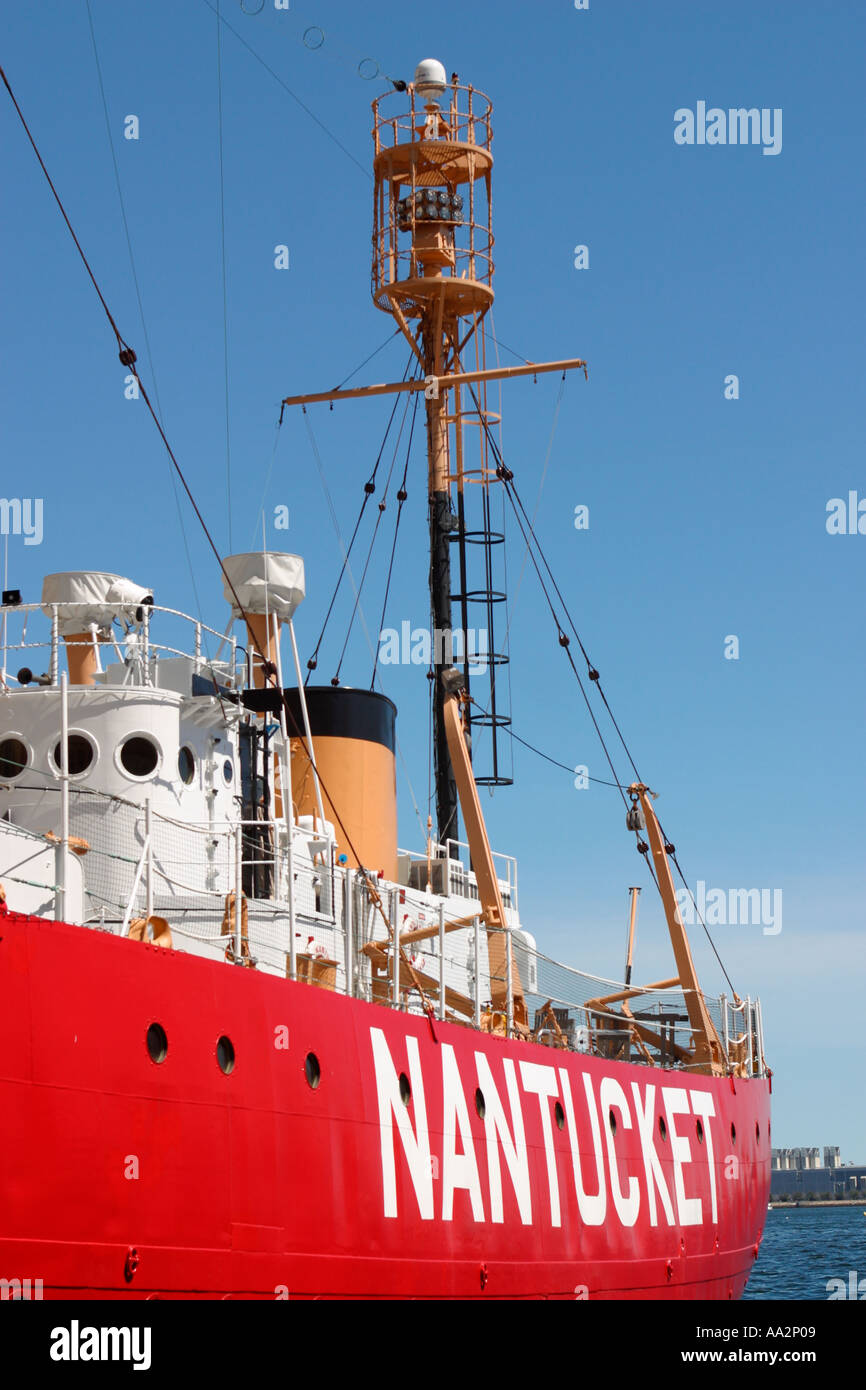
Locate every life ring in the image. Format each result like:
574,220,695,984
221,891,252,965
128,915,173,948
44,831,90,856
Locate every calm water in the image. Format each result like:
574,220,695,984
743,1207,866,1300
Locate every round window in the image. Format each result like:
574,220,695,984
146,1023,168,1065
216,1036,235,1075
53,734,95,776
178,746,196,785
223,758,234,785
119,736,160,779
0,737,28,780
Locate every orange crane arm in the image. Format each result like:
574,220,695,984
629,783,726,1075
441,669,528,1031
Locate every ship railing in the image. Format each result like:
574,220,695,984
372,80,493,158
116,810,335,914
345,891,724,1067
0,775,767,1073
349,876,498,1028
62,801,340,978
0,599,244,691
479,929,768,1075
440,837,518,910
720,993,767,1078
396,838,517,910
101,808,766,1075
0,773,335,963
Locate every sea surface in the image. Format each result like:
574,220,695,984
743,1207,866,1300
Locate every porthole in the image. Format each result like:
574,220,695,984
304,1052,321,1090
52,732,96,777
609,1109,617,1137
216,1036,235,1075
475,1088,486,1120
554,1101,565,1132
223,758,234,785
755,1122,761,1143
146,1022,168,1064
398,1072,411,1105
731,1123,737,1146
118,735,160,780
178,746,196,785
0,736,28,780
696,1118,704,1145
659,1116,667,1142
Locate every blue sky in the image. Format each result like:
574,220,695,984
2,1,864,1156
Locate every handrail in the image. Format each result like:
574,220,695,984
0,599,244,690
120,832,151,936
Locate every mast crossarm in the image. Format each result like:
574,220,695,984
629,783,727,1076
281,357,588,409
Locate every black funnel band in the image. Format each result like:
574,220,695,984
284,686,396,754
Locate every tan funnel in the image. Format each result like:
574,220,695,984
285,687,398,880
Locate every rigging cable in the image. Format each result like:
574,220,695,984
484,713,625,789
304,351,414,681
462,370,566,766
498,459,736,985
486,311,515,787
370,387,419,688
332,327,402,392
84,1,236,724
300,397,428,840
0,63,260,718
200,0,371,181
332,378,417,684
462,383,737,994
496,465,630,807
0,62,439,1012
252,334,404,548
501,461,732,982
5,60,731,1002
216,0,233,550
482,327,534,367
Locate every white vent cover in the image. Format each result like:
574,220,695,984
41,572,152,635
222,552,305,619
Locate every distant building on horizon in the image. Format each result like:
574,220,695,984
770,1144,866,1197
772,1145,844,1171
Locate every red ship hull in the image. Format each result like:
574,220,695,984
0,911,770,1300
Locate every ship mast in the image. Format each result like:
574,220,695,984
374,58,497,847
282,59,586,847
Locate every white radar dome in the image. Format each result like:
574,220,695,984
414,58,447,101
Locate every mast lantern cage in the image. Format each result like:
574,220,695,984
372,76,512,834
371,78,494,316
